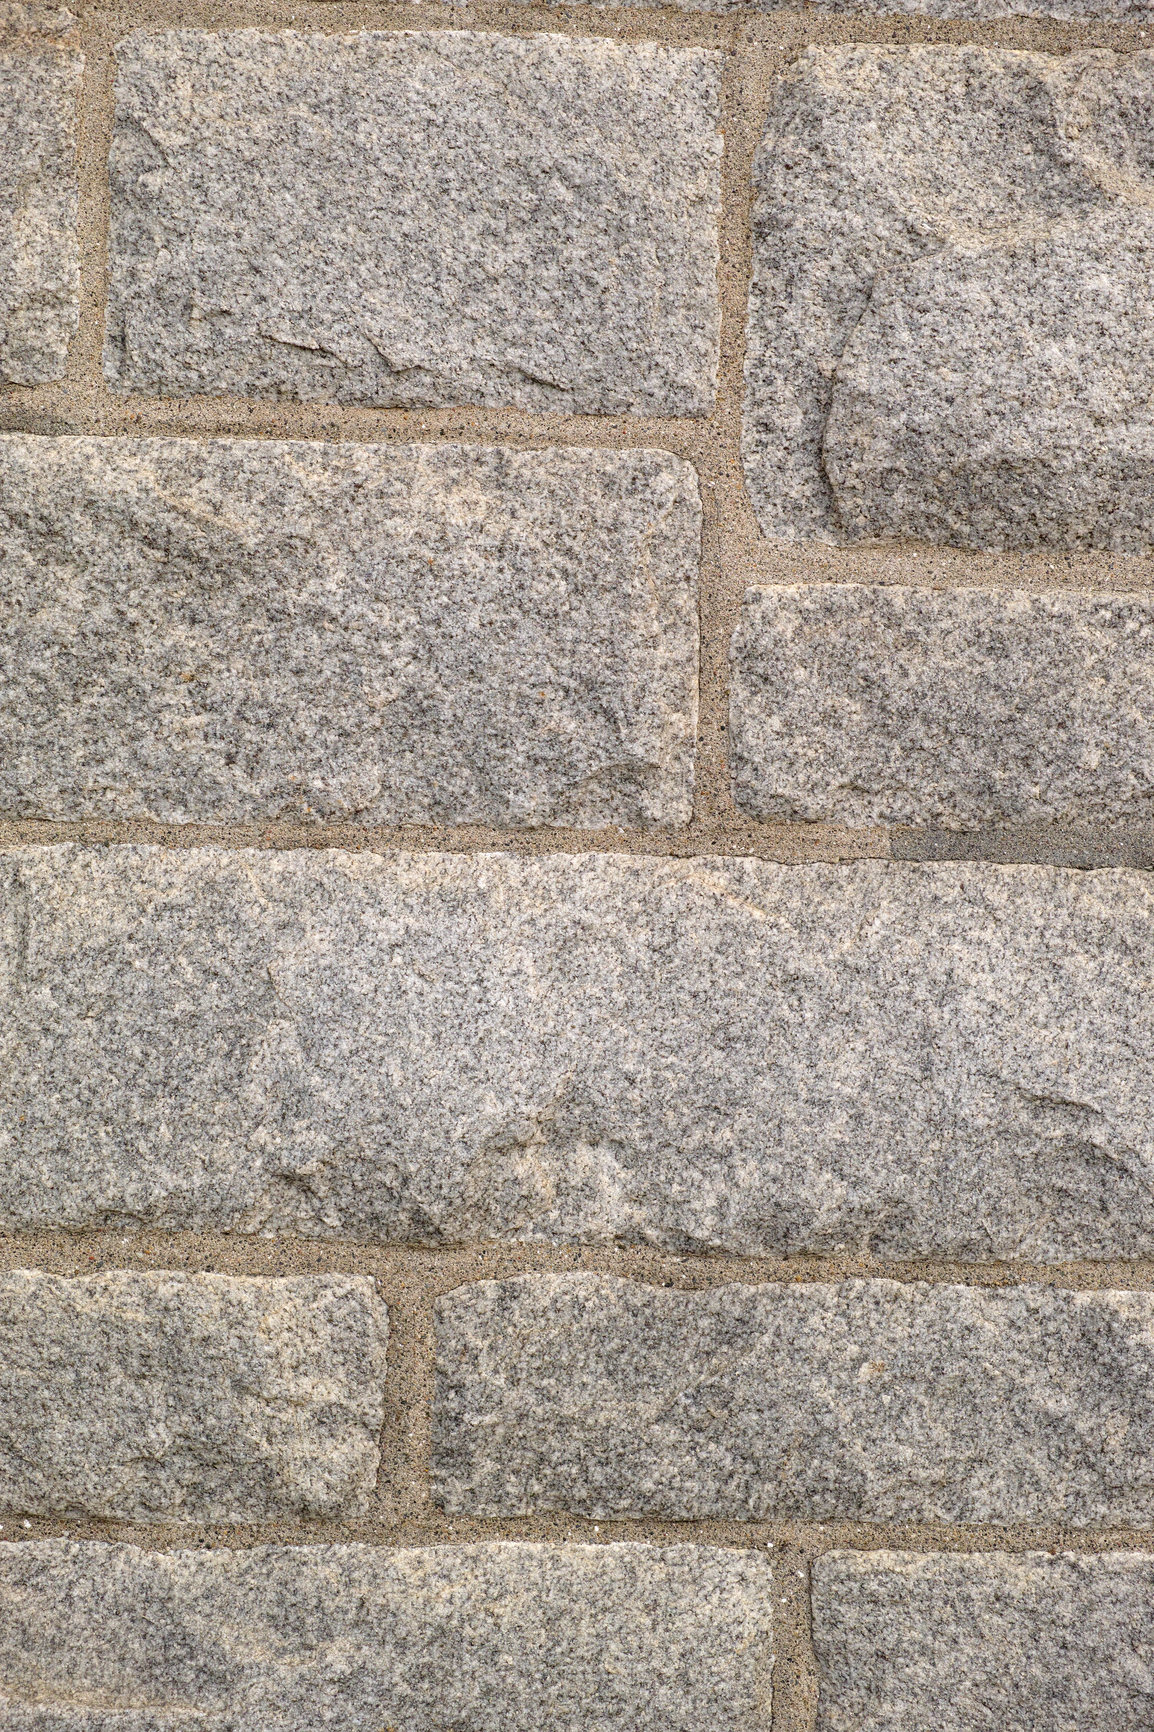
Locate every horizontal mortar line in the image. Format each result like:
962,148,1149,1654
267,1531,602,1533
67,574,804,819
4,1232,1154,1294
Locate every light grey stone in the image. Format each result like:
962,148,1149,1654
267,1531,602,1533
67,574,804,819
730,584,1154,828
0,1270,387,1522
500,0,1148,13
0,6,81,384
4,846,1154,1261
104,30,721,415
0,437,698,827
743,47,1154,545
813,1551,1154,1732
434,1273,1154,1525
0,1539,773,1732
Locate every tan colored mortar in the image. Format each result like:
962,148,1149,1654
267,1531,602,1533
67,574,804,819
2,5,1154,1728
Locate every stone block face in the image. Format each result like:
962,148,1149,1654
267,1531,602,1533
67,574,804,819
0,1270,387,1521
0,6,81,384
0,1539,773,1731
0,437,698,827
742,47,1154,547
105,30,722,415
500,0,1147,13
434,1274,1154,1525
4,847,1154,1261
813,1551,1154,1732
730,584,1154,828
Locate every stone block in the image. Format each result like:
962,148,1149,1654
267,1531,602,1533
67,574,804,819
742,47,1154,547
105,30,722,415
0,437,698,826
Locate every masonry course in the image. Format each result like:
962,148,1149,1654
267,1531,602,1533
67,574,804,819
104,29,722,416
0,1269,387,1522
0,436,699,827
730,583,1154,828
742,45,1154,547
3,846,1154,1261
0,1539,773,1731
813,1551,1154,1731
435,1273,1154,1525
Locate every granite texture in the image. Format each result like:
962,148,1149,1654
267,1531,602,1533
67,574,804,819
4,846,1154,1261
434,1273,1154,1525
0,6,81,384
0,1271,387,1522
501,0,1149,11
0,1539,773,1731
730,584,1154,828
743,47,1154,546
813,1551,1154,1732
105,30,722,415
0,437,698,827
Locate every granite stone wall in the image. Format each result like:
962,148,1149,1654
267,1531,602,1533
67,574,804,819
1,0,1152,1725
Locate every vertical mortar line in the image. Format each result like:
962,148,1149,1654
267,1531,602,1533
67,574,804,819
69,11,119,428
375,1260,440,1525
770,1537,820,1732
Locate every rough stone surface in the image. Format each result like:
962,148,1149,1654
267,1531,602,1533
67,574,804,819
434,1273,1154,1525
0,1271,387,1522
4,847,1154,1261
0,1539,773,1731
813,1551,1154,1732
742,47,1154,547
0,6,81,384
730,584,1154,828
105,31,722,415
0,437,698,827
504,0,1148,12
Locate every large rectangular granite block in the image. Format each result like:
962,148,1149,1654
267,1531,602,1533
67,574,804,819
105,30,722,414
3,847,1154,1260
434,1274,1154,1525
0,1270,387,1522
0,1540,773,1731
0,437,698,827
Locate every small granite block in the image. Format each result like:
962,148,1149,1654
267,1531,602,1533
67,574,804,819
0,1540,773,1731
434,1274,1154,1525
105,30,722,414
813,1551,1154,1732
0,5,81,382
730,584,1154,827
742,47,1154,546
0,1270,387,1521
0,437,699,827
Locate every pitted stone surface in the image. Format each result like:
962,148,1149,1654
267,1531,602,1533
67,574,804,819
0,6,81,383
0,1271,387,1521
0,1539,773,1731
813,1551,1154,1732
742,47,1154,546
503,0,1148,13
730,584,1154,828
4,847,1154,1261
434,1274,1154,1525
105,30,722,415
0,437,698,827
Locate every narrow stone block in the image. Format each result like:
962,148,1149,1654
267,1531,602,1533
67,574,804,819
0,1271,387,1521
0,437,698,827
730,584,1154,827
499,0,1147,14
105,30,722,415
434,1274,1154,1525
4,847,1154,1260
0,5,81,383
0,1539,773,1731
742,47,1154,547
813,1551,1154,1732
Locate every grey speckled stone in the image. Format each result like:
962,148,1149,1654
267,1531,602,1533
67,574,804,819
0,437,698,827
813,1551,1154,1732
105,31,722,415
730,584,1154,828
0,1539,773,1732
743,47,1154,546
5,847,1154,1261
499,0,1148,13
434,1274,1154,1525
0,1271,387,1522
0,6,81,384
